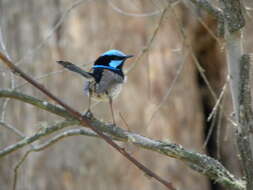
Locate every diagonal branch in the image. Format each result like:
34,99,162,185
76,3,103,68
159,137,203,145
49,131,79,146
0,89,245,190
0,121,26,138
0,52,176,190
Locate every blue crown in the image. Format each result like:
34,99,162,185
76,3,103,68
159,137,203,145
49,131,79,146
101,49,127,57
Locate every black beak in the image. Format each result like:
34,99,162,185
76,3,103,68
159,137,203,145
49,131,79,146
125,55,134,59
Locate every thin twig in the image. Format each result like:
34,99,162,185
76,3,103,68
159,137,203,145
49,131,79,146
126,4,171,73
15,0,91,67
0,25,14,121
196,17,223,47
191,52,218,100
1,98,10,121
0,120,79,157
0,121,26,138
12,150,31,190
147,52,187,127
207,77,229,121
0,26,11,60
203,107,218,149
216,101,223,160
119,112,131,131
12,127,99,190
107,0,163,17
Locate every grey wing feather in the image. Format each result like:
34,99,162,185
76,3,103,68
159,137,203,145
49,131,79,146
96,70,124,93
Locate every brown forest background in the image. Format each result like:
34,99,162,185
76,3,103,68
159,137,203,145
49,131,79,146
0,0,253,190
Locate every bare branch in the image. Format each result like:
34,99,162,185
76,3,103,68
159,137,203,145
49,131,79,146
207,77,229,121
0,52,176,190
0,89,245,190
191,53,218,100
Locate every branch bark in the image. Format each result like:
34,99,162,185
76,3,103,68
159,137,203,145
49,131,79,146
189,0,223,19
0,89,245,190
236,55,253,190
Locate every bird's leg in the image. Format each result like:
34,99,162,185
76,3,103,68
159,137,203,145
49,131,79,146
88,93,91,113
83,88,92,117
109,96,116,125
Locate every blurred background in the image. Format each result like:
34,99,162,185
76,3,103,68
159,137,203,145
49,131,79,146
0,0,253,190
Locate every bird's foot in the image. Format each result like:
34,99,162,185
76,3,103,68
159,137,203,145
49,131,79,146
110,121,117,127
82,109,94,119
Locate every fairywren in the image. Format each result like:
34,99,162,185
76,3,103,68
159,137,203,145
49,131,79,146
57,49,133,124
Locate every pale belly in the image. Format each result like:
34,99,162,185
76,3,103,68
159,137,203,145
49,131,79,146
83,81,123,102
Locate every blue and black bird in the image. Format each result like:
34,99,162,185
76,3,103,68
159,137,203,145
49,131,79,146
57,49,133,124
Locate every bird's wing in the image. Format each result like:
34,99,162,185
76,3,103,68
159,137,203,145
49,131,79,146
57,61,93,79
96,70,124,93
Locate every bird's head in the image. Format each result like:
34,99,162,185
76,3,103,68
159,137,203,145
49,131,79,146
93,49,133,71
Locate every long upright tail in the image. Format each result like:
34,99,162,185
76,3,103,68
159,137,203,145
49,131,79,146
57,61,93,79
